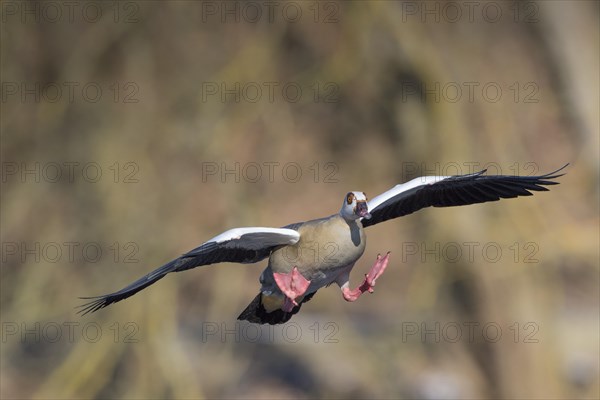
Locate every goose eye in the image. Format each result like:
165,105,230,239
346,193,354,205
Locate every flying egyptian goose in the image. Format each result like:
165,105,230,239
78,165,567,324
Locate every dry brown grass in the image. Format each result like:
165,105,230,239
1,1,598,399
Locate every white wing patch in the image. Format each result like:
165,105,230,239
366,175,449,214
208,227,300,250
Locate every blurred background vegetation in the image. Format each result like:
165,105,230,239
1,1,598,399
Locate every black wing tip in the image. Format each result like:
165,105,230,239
472,163,568,199
76,295,111,316
451,163,568,180
538,163,569,179
476,163,569,182
520,164,569,184
75,259,176,316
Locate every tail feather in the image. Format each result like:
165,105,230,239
237,292,316,325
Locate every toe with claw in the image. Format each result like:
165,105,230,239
342,252,391,302
365,251,390,287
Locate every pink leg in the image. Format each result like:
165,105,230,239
273,266,311,312
342,252,390,302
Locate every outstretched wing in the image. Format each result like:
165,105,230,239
362,164,567,228
77,227,300,315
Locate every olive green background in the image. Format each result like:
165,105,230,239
1,1,598,399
